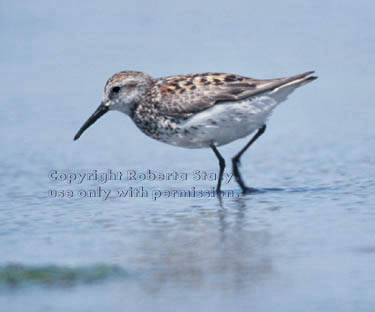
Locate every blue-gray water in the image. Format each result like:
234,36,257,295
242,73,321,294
1,1,375,311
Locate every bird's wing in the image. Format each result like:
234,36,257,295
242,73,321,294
150,71,316,117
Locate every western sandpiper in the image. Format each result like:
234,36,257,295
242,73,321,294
74,70,317,194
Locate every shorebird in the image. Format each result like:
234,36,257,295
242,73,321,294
74,70,317,194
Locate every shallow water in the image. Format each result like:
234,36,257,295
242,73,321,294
1,1,375,311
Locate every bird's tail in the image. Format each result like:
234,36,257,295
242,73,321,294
268,71,318,102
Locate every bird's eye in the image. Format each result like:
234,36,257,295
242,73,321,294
112,86,121,93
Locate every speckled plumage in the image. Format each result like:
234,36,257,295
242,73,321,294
74,70,317,193
99,71,317,148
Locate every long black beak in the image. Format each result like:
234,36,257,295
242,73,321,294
74,103,109,141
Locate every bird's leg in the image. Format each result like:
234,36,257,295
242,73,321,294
210,144,226,194
232,125,266,193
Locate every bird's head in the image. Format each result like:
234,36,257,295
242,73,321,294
74,71,153,141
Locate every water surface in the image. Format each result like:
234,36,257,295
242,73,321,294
1,1,375,311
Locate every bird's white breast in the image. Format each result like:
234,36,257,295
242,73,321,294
164,95,279,149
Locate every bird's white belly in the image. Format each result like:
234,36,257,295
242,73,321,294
164,95,279,149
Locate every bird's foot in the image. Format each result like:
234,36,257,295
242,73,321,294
241,186,260,194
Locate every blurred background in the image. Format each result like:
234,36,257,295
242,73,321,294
1,1,374,311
